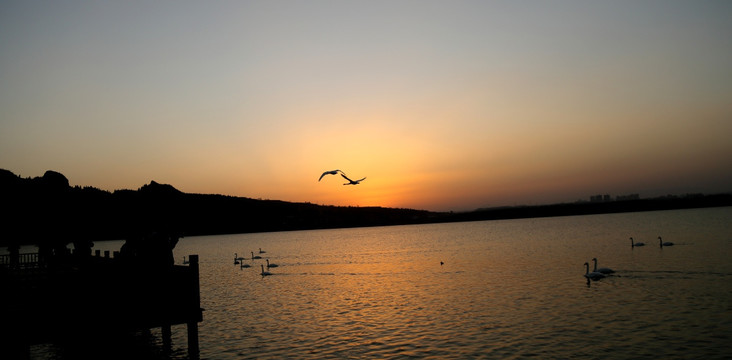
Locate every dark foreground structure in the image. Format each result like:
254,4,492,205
0,248,203,359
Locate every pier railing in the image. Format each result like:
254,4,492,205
0,252,39,269
1,251,203,359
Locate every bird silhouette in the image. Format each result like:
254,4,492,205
340,172,366,185
592,257,615,274
319,169,366,185
659,236,674,247
318,170,341,181
630,237,645,248
584,262,605,281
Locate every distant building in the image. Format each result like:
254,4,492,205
590,193,641,202
616,194,640,201
590,194,610,203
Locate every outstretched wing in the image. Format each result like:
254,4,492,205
355,177,366,183
340,173,353,182
319,169,340,181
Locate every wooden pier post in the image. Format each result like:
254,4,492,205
162,324,172,351
187,254,201,359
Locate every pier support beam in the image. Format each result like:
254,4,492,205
187,255,201,360
161,324,172,349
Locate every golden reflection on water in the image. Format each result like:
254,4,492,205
47,207,732,359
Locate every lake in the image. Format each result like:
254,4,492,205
28,206,732,359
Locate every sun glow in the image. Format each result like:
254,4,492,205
2,2,732,212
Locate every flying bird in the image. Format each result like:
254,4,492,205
318,169,341,181
340,172,366,185
319,169,366,185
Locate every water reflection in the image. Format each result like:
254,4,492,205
16,207,731,359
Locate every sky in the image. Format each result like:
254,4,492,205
1,1,731,212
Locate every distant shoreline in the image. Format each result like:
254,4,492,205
2,168,730,246
437,193,732,224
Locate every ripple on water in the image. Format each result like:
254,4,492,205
172,208,732,359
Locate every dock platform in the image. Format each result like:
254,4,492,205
1,251,203,359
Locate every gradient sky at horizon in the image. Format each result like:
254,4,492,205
2,1,731,212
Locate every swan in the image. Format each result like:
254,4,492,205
340,172,366,185
260,264,272,276
266,259,279,268
234,253,245,264
240,261,251,268
592,257,615,274
259,248,266,254
584,262,605,281
659,236,674,247
630,237,645,248
318,169,341,181
251,251,262,260
318,169,366,185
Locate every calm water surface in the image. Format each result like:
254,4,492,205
32,207,732,359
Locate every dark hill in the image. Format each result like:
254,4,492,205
0,169,440,246
2,169,730,247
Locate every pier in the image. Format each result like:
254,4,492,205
1,249,203,359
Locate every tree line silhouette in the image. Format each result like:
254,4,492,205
2,168,730,249
0,169,439,248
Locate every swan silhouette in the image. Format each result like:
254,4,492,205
259,248,266,254
318,169,341,181
659,236,674,247
240,261,251,269
340,172,366,185
584,262,606,281
260,264,272,276
234,253,245,264
319,169,366,185
630,237,645,248
266,259,279,268
251,251,262,260
592,257,615,274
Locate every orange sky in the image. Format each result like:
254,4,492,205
2,1,731,212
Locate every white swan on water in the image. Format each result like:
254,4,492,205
630,237,645,248
584,262,605,281
592,257,615,274
266,259,279,268
260,264,272,276
659,236,674,247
